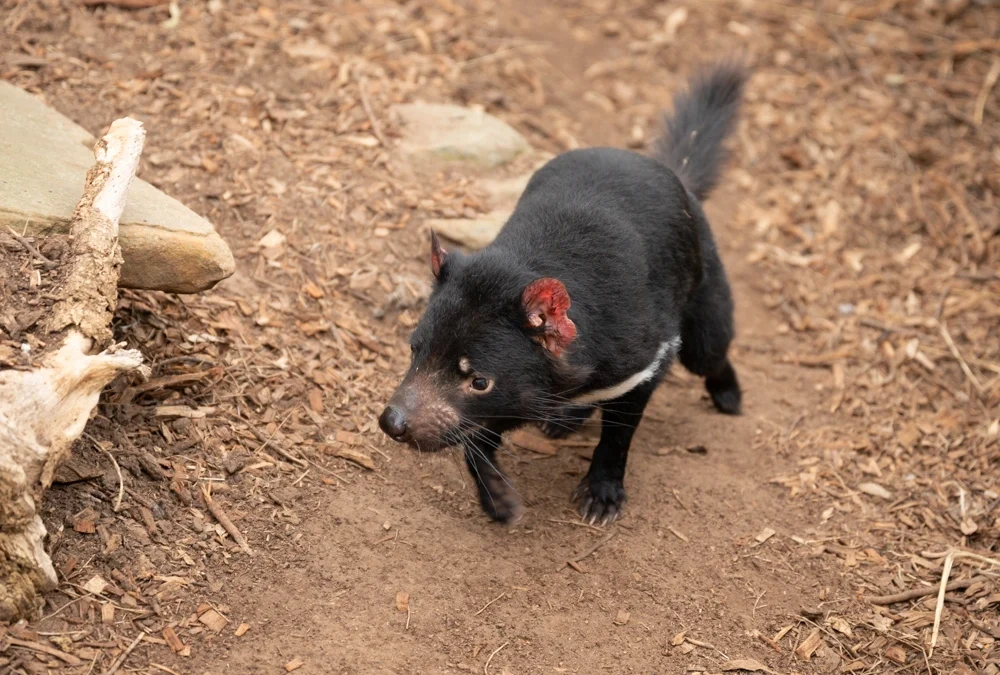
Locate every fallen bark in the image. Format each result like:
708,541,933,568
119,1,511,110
0,118,149,623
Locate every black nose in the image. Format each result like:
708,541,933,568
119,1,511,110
379,406,408,440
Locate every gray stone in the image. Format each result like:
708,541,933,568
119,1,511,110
0,82,235,294
426,210,510,251
426,155,553,251
393,103,531,168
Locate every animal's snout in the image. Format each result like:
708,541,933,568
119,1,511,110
379,405,409,441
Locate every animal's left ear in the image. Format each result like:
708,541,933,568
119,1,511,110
522,278,577,357
430,231,447,279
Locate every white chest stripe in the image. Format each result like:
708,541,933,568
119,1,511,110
573,336,681,404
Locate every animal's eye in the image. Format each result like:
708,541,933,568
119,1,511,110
470,377,492,392
410,343,416,354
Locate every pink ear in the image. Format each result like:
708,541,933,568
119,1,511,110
430,231,447,278
522,278,577,357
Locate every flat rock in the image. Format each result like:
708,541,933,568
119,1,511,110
0,82,235,293
426,154,553,250
393,103,531,168
426,210,510,250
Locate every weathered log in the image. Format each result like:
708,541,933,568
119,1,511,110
0,118,149,623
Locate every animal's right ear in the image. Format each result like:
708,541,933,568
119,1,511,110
430,231,447,279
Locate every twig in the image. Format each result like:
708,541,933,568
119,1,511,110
201,487,253,555
869,575,987,605
940,323,985,394
149,665,184,675
7,638,83,666
474,592,506,616
82,0,169,6
6,224,57,269
685,637,729,661
484,641,508,675
358,77,389,147
558,531,617,571
930,550,1000,656
85,433,123,512
102,632,144,675
974,56,1000,126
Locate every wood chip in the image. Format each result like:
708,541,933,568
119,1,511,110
162,626,185,653
328,446,376,470
101,602,115,625
857,482,893,500
235,623,251,637
335,429,358,445
284,659,305,672
154,405,215,419
885,645,907,664
308,388,324,413
671,630,688,646
73,508,98,534
303,280,325,298
614,609,630,625
198,608,228,632
396,591,410,612
794,629,823,661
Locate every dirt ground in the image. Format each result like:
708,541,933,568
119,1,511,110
2,0,999,673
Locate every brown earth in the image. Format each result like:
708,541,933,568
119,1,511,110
2,1,998,674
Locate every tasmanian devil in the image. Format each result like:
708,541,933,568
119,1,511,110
378,61,748,525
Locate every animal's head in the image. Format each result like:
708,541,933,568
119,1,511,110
378,232,584,451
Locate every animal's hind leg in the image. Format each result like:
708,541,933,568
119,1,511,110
678,265,742,415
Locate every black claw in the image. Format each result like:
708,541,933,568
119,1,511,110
573,475,626,524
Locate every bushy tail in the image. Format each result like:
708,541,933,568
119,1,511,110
653,60,749,202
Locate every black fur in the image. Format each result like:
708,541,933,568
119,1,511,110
380,61,748,524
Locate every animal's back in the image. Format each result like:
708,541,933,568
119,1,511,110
490,147,703,380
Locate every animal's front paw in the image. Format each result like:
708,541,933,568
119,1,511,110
573,475,626,525
477,472,524,524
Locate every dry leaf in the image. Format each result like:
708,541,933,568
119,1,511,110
754,527,776,545
671,630,688,646
83,575,107,595
828,616,853,637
